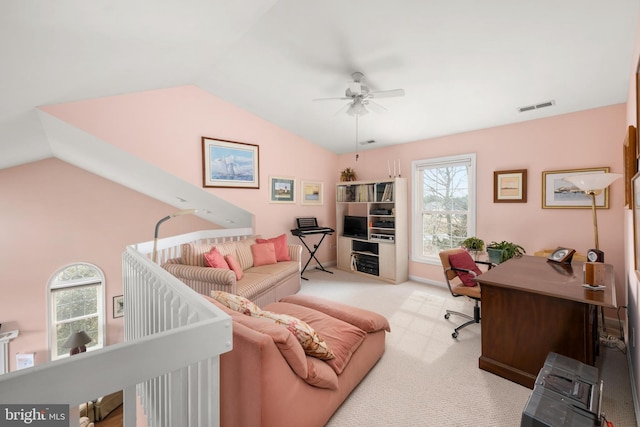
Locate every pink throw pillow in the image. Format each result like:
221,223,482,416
448,251,482,287
251,243,278,266
224,254,244,281
256,234,291,261
203,247,230,269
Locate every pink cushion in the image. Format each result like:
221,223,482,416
448,251,482,286
203,247,230,269
251,243,278,266
256,234,291,261
280,294,391,333
263,302,366,375
224,254,244,281
304,356,338,390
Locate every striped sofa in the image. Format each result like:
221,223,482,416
162,237,302,306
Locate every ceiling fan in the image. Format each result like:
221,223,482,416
313,72,405,116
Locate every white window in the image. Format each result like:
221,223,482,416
412,153,476,264
48,263,105,359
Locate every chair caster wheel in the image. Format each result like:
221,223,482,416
444,313,450,320
452,332,458,339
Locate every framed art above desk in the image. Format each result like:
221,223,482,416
475,255,616,389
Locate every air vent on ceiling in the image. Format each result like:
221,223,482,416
518,100,555,113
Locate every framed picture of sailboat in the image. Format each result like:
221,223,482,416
202,137,260,188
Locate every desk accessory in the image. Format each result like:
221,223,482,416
583,262,606,289
546,247,575,264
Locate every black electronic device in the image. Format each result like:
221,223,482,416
521,352,602,427
343,215,368,239
370,208,392,215
372,220,394,228
587,248,605,263
291,217,334,280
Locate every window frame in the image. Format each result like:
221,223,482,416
47,262,106,360
411,153,477,265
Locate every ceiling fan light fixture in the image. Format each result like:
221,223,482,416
347,101,369,116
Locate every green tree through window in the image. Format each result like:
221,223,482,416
413,154,476,263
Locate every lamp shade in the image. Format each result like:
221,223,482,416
564,173,622,191
62,330,92,349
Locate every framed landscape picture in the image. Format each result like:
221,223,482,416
269,176,295,203
202,137,260,188
301,181,323,205
493,169,527,203
542,167,610,209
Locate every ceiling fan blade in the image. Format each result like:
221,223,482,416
313,96,352,101
334,102,351,116
366,100,387,114
370,89,405,99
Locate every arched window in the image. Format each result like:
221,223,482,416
48,263,105,360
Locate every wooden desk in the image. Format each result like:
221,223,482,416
475,255,616,389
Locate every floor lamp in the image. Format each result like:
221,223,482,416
565,173,622,262
152,209,197,263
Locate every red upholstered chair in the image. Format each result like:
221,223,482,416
439,248,494,338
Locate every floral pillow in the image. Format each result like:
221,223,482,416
211,291,261,316
256,310,335,360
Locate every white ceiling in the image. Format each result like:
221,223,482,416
1,0,639,170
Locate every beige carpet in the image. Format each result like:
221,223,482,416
298,268,638,427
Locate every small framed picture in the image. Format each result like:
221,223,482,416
494,169,527,203
301,181,323,205
542,167,610,209
269,176,296,203
113,295,124,318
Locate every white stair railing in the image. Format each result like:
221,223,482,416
122,244,233,427
0,231,236,427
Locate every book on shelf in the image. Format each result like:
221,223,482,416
381,183,393,202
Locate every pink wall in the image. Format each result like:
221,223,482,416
39,85,340,259
338,105,627,305
0,158,216,370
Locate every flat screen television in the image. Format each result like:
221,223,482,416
343,215,368,239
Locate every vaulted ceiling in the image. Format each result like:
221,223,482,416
1,0,638,171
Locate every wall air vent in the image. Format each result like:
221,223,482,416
518,100,555,113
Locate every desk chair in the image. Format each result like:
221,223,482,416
439,248,494,338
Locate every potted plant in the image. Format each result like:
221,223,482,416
487,240,526,264
340,167,357,182
461,236,484,259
